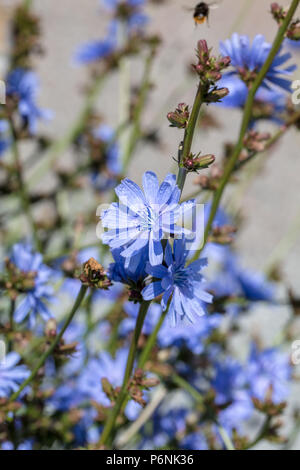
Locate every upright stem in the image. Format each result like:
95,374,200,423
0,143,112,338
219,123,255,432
176,83,205,193
191,0,300,262
99,300,150,446
9,285,87,403
138,307,168,369
8,117,41,251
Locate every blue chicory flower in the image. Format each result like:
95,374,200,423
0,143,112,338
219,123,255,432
142,239,213,326
220,34,296,93
246,344,291,404
6,68,52,134
0,352,30,398
10,243,55,328
101,171,195,266
78,348,143,420
90,124,121,191
74,21,117,65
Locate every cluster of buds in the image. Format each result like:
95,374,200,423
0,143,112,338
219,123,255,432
128,369,159,407
3,259,36,300
167,103,190,129
194,164,224,191
243,131,271,152
183,152,215,173
287,20,300,41
79,258,112,290
271,3,300,40
209,224,237,245
271,3,287,23
11,5,43,68
101,378,121,405
193,40,231,83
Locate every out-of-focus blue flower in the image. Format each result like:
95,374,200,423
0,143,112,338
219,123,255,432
180,432,208,451
158,313,221,354
101,172,195,266
0,352,29,398
212,357,253,433
90,124,121,192
246,344,291,404
6,68,52,134
78,348,143,420
220,34,296,92
74,21,117,65
207,245,274,303
0,120,10,156
217,73,287,114
142,239,213,326
1,439,33,450
10,243,55,328
101,0,148,32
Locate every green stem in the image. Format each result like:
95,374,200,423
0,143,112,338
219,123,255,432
138,307,168,369
99,300,150,446
9,285,87,403
190,0,300,263
176,82,205,193
8,117,41,251
244,416,271,450
217,425,236,451
23,0,33,9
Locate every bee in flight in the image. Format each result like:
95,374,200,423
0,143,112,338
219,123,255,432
186,2,222,26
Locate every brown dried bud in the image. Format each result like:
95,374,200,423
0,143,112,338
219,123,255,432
79,258,112,289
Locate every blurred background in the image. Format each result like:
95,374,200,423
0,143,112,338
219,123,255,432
1,0,300,449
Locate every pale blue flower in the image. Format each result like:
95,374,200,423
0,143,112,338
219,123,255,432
10,243,55,328
220,34,296,92
6,68,52,134
0,352,29,398
101,172,195,266
142,239,213,326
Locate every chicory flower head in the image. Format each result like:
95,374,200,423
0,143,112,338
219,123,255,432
0,352,29,398
246,344,291,404
101,0,148,32
220,33,296,93
78,348,143,420
101,171,195,266
10,243,55,328
142,239,213,326
6,68,52,134
74,21,117,65
90,124,121,191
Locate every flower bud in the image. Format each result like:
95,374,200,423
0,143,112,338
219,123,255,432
167,103,190,129
184,153,215,172
79,258,112,289
206,87,229,103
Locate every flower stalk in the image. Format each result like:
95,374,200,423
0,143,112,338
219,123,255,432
9,285,88,403
191,0,300,263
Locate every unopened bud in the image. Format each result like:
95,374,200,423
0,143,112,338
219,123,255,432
184,154,215,172
206,87,229,103
167,103,190,129
45,318,57,338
